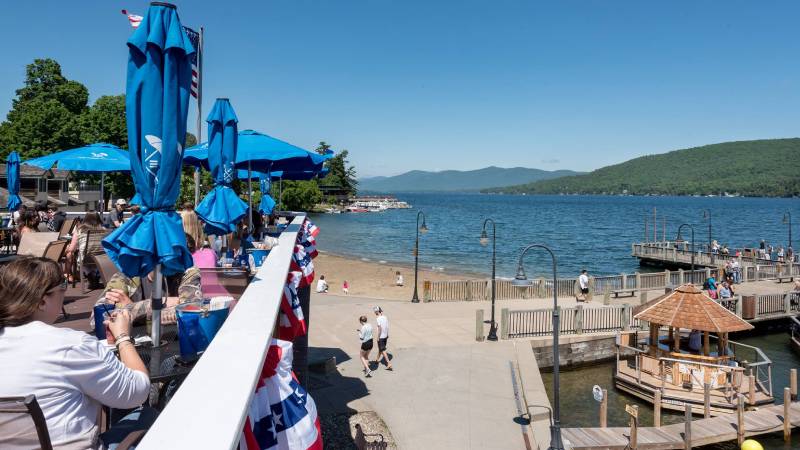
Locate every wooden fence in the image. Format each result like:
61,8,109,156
502,291,800,339
632,242,799,269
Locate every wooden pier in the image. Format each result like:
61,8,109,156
563,401,800,449
632,241,799,274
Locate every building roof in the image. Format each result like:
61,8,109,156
633,283,753,333
0,164,69,179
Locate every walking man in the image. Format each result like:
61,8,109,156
373,306,393,370
578,269,590,301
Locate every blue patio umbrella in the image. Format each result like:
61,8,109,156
5,152,22,211
234,129,332,173
195,98,248,236
102,2,195,343
258,173,277,215
24,143,130,209
235,166,328,181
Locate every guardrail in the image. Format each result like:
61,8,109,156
632,242,798,268
137,215,305,449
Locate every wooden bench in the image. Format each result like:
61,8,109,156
777,276,795,283
612,288,637,298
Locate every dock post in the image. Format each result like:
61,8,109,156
737,395,745,446
748,375,756,405
735,295,743,317
786,292,792,314
703,383,711,418
621,273,627,290
621,304,631,331
475,309,484,342
639,291,647,305
785,387,791,442
600,389,608,428
603,291,610,306
635,272,641,291
500,308,509,340
653,389,661,427
630,405,638,450
791,369,797,400
664,269,670,288
678,269,684,285
575,305,584,334
705,267,712,281
684,403,692,450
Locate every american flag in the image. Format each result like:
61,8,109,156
122,9,200,99
239,339,323,450
278,272,306,341
290,244,315,287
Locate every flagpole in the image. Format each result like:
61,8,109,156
194,26,204,207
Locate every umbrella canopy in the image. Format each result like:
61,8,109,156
236,167,329,181
195,98,248,235
634,284,753,333
23,143,130,173
5,152,22,211
183,130,333,173
102,2,194,277
258,172,276,215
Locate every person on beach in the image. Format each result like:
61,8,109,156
373,306,393,370
343,280,349,295
316,275,329,293
357,315,374,377
395,271,404,287
577,269,589,301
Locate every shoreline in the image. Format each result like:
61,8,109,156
315,248,486,279
312,251,481,301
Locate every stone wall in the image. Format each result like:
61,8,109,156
531,334,630,369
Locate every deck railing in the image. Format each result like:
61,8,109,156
137,215,305,449
632,242,798,268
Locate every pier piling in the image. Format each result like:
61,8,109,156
737,396,745,446
703,383,711,418
475,309,484,341
653,389,661,427
791,369,797,400
599,389,607,428
785,387,792,442
684,403,692,449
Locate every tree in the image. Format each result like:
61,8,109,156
0,59,88,158
323,149,357,194
280,181,322,212
80,95,126,148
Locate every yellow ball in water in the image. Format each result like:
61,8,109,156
741,440,763,450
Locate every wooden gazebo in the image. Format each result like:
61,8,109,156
634,284,753,358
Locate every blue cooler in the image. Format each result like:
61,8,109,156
247,248,270,269
176,302,230,357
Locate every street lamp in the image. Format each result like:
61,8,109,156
411,211,428,303
702,209,712,253
511,244,563,450
784,212,793,249
676,223,696,274
480,218,497,341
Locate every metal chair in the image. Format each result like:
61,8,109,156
0,395,53,450
80,230,110,293
57,218,76,240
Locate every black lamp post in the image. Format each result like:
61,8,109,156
511,244,563,450
676,223,696,274
784,212,793,250
703,209,712,253
411,211,428,303
480,218,497,341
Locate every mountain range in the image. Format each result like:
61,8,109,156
358,166,581,192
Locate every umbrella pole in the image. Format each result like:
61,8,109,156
100,173,105,213
278,178,282,211
194,167,200,206
248,161,253,232
151,264,163,345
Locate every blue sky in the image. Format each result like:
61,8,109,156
1,1,798,177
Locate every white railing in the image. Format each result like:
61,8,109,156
138,214,305,449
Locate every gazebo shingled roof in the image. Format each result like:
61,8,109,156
633,284,753,333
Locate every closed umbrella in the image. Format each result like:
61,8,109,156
195,98,248,236
102,2,195,344
6,152,22,212
24,143,130,211
258,173,276,215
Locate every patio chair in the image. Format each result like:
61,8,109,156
42,240,68,264
199,267,249,299
80,230,110,293
57,218,76,240
0,395,53,450
16,232,59,257
88,253,120,287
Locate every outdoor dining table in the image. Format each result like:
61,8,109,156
128,323,195,385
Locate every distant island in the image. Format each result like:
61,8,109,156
359,166,581,192
482,138,800,198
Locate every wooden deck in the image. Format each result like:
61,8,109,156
562,401,800,449
615,360,773,416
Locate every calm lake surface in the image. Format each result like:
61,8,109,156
311,193,798,278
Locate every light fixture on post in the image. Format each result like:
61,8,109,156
676,223,696,275
411,210,428,303
512,244,563,450
784,212,793,250
480,218,497,341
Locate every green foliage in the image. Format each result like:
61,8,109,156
280,180,322,212
317,142,357,195
80,95,126,147
0,59,89,158
483,139,800,198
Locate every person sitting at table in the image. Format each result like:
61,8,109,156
91,267,204,329
17,210,40,235
64,211,105,283
718,281,732,299
186,234,217,269
0,257,153,449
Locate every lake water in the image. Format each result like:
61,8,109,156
311,193,798,278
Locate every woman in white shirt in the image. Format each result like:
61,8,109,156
357,315,374,378
0,257,151,449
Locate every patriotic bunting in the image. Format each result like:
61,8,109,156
239,339,323,450
278,272,306,341
290,244,315,287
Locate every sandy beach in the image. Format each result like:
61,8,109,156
312,251,479,300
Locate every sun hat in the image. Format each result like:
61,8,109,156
116,198,127,206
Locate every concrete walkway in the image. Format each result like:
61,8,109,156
308,294,541,450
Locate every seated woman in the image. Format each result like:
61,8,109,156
92,267,203,328
186,234,217,269
65,211,105,283
0,257,152,449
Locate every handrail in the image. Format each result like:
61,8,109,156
657,356,745,372
137,214,305,449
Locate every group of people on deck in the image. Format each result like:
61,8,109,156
758,239,794,263
703,276,734,300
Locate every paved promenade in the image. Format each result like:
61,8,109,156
308,294,546,450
